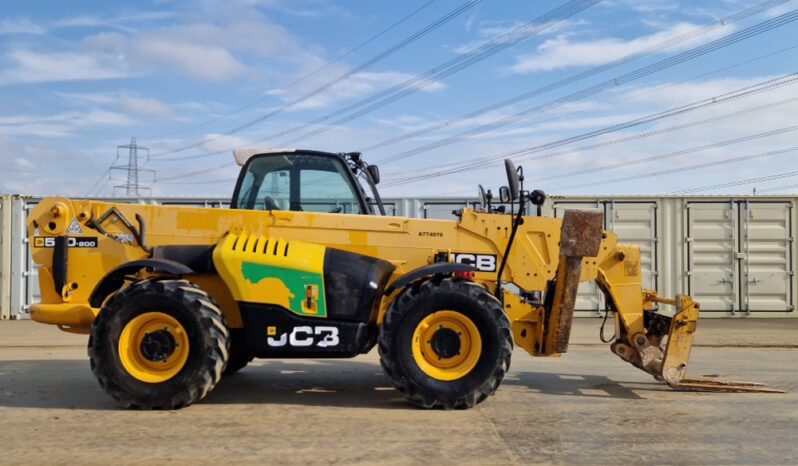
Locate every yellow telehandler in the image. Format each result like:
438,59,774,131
26,149,778,409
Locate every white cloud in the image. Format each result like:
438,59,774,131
57,91,177,119
0,142,111,195
0,50,129,85
52,11,176,30
200,133,251,154
228,0,354,19
269,70,446,110
451,19,590,55
82,9,310,82
117,94,176,119
0,110,133,138
510,22,733,74
373,74,798,197
0,17,46,35
15,157,35,169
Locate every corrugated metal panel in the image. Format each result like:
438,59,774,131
0,196,31,319
741,201,794,312
22,198,40,318
686,200,795,314
422,199,471,220
0,196,10,319
686,202,737,312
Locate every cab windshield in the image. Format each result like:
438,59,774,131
233,154,364,214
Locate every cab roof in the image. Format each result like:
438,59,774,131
233,148,348,166
233,148,296,166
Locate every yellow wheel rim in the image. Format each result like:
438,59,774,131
412,310,482,381
118,312,190,383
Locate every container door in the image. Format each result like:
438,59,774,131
740,201,794,313
607,202,658,295
422,200,468,220
0,197,8,319
552,201,605,314
686,202,738,312
23,199,40,317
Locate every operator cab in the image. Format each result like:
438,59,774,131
231,149,385,215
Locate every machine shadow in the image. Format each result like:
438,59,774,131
205,359,408,409
505,371,670,399
0,358,406,411
0,359,672,410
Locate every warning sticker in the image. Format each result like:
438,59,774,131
66,218,83,234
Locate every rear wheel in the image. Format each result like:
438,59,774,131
379,278,512,409
89,279,230,409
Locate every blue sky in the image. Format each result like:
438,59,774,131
1,0,797,198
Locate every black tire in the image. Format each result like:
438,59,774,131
223,351,254,375
378,278,513,409
88,279,230,410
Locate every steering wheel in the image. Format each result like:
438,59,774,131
263,196,280,211
328,206,343,213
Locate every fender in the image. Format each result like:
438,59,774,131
88,259,193,308
384,262,477,295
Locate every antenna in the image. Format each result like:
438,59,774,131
111,137,156,197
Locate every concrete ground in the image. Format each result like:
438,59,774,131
0,319,796,465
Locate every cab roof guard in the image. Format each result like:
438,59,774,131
233,148,296,166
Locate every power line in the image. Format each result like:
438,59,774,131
153,0,603,161
150,0,483,157
360,0,789,154
672,168,798,194
407,43,798,183
531,100,798,183
755,182,798,193
423,95,798,197
156,162,232,182
382,73,798,186
377,7,798,165
553,131,798,191
85,167,111,196
147,0,440,140
274,0,603,146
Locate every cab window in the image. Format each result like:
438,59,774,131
234,154,364,214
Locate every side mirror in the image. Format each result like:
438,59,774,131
529,189,546,206
367,164,380,185
499,186,511,203
504,159,520,200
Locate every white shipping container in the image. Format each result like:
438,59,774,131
0,196,9,319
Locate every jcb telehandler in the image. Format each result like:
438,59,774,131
26,149,777,409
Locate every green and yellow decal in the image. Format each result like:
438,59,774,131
213,232,328,317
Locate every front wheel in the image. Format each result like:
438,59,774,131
378,278,513,409
88,279,230,409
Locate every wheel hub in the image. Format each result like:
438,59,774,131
140,330,177,362
118,312,190,383
430,327,461,359
411,310,482,381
